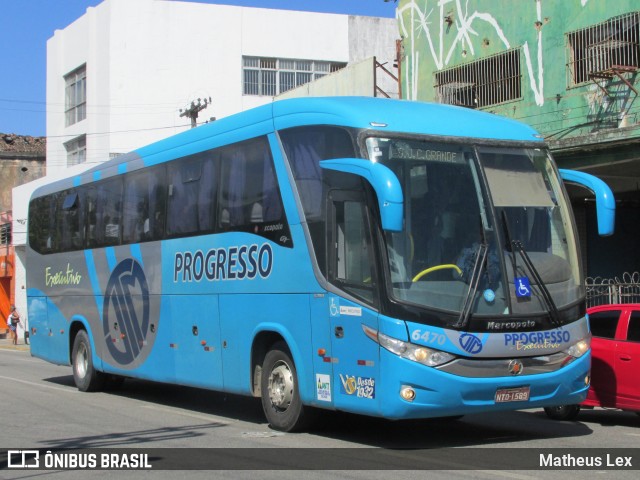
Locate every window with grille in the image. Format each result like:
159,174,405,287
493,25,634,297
65,65,86,126
567,12,640,86
65,135,86,167
243,57,346,96
434,49,521,109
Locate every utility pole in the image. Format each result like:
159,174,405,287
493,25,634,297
179,97,213,128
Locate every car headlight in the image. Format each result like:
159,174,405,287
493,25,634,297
564,334,591,358
362,325,456,367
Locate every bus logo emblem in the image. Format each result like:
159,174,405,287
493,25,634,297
508,359,524,375
459,333,483,354
103,258,150,365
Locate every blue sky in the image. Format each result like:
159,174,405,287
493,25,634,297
0,0,397,137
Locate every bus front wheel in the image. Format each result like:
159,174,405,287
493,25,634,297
72,330,105,392
261,342,314,432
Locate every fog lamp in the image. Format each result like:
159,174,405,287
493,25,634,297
400,386,416,402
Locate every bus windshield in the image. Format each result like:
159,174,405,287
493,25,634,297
366,137,583,320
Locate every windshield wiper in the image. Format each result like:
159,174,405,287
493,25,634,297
455,223,488,330
500,211,561,327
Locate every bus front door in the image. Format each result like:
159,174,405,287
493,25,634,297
328,190,381,415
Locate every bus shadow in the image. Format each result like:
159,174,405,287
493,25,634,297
312,409,594,448
43,375,593,448
44,375,266,426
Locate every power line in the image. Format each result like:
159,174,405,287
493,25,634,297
44,122,193,139
0,97,182,108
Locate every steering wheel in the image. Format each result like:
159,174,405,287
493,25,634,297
412,264,463,282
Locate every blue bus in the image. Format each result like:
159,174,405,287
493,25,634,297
27,97,614,431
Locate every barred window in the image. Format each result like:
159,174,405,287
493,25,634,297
566,12,640,86
242,57,346,96
434,49,521,109
65,65,86,126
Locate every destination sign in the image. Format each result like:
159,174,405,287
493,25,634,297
390,142,464,163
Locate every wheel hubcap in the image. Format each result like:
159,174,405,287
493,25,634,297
268,361,294,410
76,343,88,379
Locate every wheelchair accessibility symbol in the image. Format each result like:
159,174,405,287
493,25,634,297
515,276,531,298
329,298,339,317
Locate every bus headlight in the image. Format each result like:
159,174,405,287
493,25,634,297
564,335,591,358
362,325,456,367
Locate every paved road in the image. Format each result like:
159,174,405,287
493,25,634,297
1,345,639,479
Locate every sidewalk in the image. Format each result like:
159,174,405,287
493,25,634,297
0,334,30,352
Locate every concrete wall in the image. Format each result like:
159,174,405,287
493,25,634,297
276,57,377,99
0,157,45,213
0,134,46,213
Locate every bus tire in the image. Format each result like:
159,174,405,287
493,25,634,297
261,342,314,432
544,405,580,421
72,330,105,392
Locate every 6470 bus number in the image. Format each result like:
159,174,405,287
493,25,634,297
411,329,446,346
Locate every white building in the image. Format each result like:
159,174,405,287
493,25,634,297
46,0,398,173
11,0,397,322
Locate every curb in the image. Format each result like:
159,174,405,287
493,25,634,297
0,339,30,352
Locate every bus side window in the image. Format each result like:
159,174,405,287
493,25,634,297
148,166,167,240
124,166,166,243
123,173,145,243
86,187,97,248
59,190,85,251
46,193,59,252
279,126,356,275
198,154,217,232
28,195,55,254
280,126,355,221
97,178,123,247
167,157,202,236
218,137,285,233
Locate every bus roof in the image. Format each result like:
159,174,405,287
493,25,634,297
33,97,543,198
271,96,542,142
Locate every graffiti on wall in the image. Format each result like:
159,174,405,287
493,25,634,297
397,0,591,107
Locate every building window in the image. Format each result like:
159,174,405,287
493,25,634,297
243,57,346,96
65,65,86,126
434,48,521,109
65,135,86,166
566,12,640,86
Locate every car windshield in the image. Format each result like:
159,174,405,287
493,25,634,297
366,137,583,319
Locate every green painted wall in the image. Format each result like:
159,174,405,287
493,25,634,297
396,0,640,283
396,0,640,143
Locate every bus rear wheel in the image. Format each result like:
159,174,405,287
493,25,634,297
72,330,105,392
261,342,314,432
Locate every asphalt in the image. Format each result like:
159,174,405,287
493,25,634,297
0,334,31,352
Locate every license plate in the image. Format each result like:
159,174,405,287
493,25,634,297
495,386,530,403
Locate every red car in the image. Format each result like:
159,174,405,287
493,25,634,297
545,304,640,420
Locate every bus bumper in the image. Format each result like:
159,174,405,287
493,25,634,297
377,349,590,419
